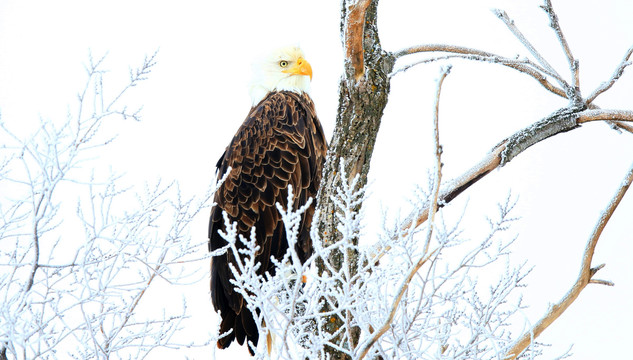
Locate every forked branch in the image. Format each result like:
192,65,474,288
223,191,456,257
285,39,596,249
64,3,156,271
493,8,568,92
392,44,567,99
401,107,633,234
503,160,633,359
393,2,632,105
394,1,633,235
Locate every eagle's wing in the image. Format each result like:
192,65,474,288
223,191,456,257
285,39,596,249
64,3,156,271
209,91,326,351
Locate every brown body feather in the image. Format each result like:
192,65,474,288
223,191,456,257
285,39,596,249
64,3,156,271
209,91,327,354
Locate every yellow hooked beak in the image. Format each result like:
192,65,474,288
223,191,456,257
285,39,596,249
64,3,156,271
282,57,313,81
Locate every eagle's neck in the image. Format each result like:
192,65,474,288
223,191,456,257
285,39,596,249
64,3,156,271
249,76,310,106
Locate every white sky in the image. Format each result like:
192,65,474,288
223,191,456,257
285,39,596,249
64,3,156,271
1,0,632,359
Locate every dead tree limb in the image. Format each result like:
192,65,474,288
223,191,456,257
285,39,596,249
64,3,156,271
503,159,633,359
541,0,580,91
401,107,633,235
587,46,633,104
392,44,568,99
394,0,633,235
493,8,568,91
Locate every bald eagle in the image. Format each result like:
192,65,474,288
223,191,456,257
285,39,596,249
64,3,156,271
208,46,327,354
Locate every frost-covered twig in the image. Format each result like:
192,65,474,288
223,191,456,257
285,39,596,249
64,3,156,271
357,83,524,358
493,9,568,91
391,44,567,99
586,46,633,104
356,191,525,359
0,52,217,359
356,245,439,360
541,0,579,93
212,156,527,360
424,65,450,254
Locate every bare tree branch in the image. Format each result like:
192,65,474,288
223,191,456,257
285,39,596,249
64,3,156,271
504,159,633,360
493,9,569,91
388,2,632,253
393,43,496,59
541,0,579,92
424,66,450,254
401,106,633,236
586,46,633,104
613,121,633,134
393,44,568,99
577,109,633,123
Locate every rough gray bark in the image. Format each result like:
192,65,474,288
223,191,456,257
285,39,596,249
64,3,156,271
314,0,394,358
316,0,394,249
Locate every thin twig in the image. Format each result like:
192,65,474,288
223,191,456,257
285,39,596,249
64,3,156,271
493,9,569,91
504,158,633,359
586,46,633,104
392,44,567,98
401,143,505,234
613,121,633,134
423,65,450,254
356,247,439,359
541,0,579,92
357,67,451,359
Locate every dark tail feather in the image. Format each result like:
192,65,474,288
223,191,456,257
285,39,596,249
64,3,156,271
217,310,236,350
217,308,259,356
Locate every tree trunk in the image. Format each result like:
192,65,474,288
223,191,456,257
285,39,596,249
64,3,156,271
315,0,394,358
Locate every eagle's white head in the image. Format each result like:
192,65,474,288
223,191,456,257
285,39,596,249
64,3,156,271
249,46,313,106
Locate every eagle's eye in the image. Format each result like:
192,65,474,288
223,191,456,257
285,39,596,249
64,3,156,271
279,60,289,68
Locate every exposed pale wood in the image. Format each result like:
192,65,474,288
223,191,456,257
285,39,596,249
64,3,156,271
345,0,372,81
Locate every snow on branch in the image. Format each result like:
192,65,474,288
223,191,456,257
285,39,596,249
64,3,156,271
586,46,633,105
217,157,528,359
492,8,568,93
392,1,633,111
0,52,218,359
391,44,568,99
540,0,579,91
